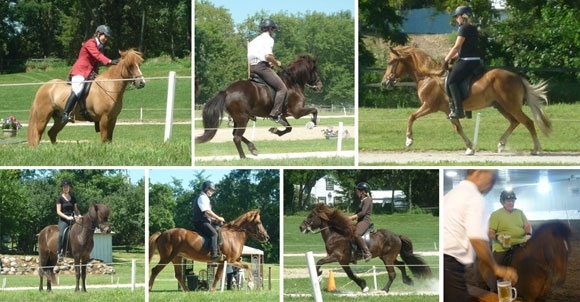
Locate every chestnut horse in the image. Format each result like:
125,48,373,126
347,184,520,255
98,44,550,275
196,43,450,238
148,210,270,292
27,49,145,146
37,204,112,291
478,220,571,301
299,203,432,292
195,54,323,158
381,46,551,155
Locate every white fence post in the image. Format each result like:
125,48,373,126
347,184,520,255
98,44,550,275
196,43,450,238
131,259,136,292
164,71,176,142
337,122,343,154
306,251,323,302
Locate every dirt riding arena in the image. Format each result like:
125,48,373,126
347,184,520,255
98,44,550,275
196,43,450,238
359,151,580,165
550,230,580,301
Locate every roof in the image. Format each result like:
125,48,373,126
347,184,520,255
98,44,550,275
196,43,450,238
242,245,263,255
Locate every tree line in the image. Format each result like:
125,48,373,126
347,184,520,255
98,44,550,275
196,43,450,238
359,0,580,106
194,0,355,109
284,169,439,216
0,169,144,254
148,169,280,263
0,0,191,72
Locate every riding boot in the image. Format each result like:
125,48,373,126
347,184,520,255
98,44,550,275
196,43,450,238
355,236,372,262
61,92,79,123
448,83,465,119
269,91,287,123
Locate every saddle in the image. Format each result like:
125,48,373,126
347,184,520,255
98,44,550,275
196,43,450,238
350,223,375,263
249,72,287,115
444,63,487,119
67,73,99,131
60,225,72,257
500,243,525,266
199,225,224,252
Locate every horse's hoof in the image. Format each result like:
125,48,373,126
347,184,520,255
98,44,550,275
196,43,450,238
465,148,475,155
268,127,278,134
497,143,505,153
531,150,540,155
250,150,258,156
305,121,315,129
405,138,414,148
362,286,369,293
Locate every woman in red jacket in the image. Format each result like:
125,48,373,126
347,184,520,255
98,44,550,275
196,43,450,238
61,25,119,123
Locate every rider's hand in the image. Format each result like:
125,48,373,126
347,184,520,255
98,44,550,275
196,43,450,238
217,216,225,224
439,60,449,76
67,216,74,221
109,59,120,65
276,60,282,67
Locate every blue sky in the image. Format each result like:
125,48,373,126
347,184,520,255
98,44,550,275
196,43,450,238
202,0,355,25
147,168,233,188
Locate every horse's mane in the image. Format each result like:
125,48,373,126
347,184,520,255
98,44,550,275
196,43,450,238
532,220,572,242
100,48,143,79
224,210,260,230
313,203,354,237
87,203,111,221
281,54,317,85
390,46,442,77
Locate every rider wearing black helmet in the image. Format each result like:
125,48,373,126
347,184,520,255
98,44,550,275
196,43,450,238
443,5,482,119
193,181,226,262
247,18,287,124
62,25,119,124
56,179,81,262
349,182,373,262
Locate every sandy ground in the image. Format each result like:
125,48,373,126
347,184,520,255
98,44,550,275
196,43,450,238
359,150,580,165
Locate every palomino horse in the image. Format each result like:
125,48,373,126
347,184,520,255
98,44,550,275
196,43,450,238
27,49,146,146
195,54,323,158
148,210,270,292
478,221,571,301
37,204,112,291
299,203,432,292
381,46,551,155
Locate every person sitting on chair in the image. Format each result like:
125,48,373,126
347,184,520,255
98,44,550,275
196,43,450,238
56,179,81,262
349,182,373,262
247,19,287,124
443,6,482,119
193,181,226,262
61,25,119,123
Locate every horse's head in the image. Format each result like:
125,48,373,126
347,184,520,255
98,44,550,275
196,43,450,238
299,203,330,233
285,54,323,92
118,49,146,89
381,47,406,89
89,204,112,234
232,210,270,243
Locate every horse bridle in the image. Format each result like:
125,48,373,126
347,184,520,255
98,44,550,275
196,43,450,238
385,57,401,86
95,60,144,94
281,66,321,91
303,216,329,234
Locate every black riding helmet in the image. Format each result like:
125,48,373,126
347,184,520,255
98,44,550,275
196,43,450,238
202,181,216,192
260,19,278,32
500,190,517,203
96,25,113,38
356,182,371,193
452,5,473,17
60,179,72,187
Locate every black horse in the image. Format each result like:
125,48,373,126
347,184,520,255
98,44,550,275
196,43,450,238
195,54,323,158
299,203,432,292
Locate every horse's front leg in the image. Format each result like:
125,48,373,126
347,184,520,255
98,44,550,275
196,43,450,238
315,254,341,277
98,117,114,143
81,260,88,292
74,260,81,292
405,101,438,148
289,104,318,127
268,118,292,136
449,119,475,155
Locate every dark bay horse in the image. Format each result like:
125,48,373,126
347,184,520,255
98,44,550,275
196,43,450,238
299,203,432,293
195,54,323,158
148,210,270,292
479,220,572,302
381,46,551,155
28,49,146,146
37,204,112,291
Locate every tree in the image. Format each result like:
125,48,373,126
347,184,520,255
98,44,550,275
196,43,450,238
283,170,327,214
148,183,177,234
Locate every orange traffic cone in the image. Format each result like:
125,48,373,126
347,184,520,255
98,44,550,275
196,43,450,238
327,270,336,292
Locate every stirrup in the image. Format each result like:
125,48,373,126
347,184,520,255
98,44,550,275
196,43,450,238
61,113,75,124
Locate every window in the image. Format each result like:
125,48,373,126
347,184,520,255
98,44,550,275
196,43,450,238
325,178,335,191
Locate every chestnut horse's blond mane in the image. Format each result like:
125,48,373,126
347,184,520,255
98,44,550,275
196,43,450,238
223,210,260,230
391,45,442,77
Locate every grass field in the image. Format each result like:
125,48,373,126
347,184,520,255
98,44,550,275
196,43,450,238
0,57,191,166
359,103,580,154
0,252,145,301
283,212,440,300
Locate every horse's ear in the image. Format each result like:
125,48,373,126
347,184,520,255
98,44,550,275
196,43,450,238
389,46,400,57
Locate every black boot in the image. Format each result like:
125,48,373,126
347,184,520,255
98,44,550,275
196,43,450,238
61,93,79,123
269,91,287,124
448,83,465,119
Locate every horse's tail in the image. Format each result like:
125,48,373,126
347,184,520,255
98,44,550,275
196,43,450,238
399,235,432,279
523,79,552,137
27,96,42,147
195,91,227,144
149,231,162,263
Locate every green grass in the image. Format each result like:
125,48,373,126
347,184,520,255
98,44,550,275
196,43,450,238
0,252,145,301
0,59,191,166
284,212,440,298
359,104,580,153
